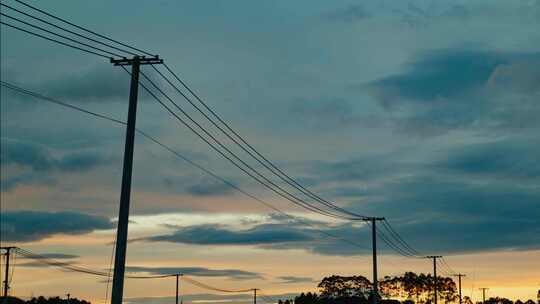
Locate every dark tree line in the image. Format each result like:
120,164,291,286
279,273,539,304
279,273,456,304
4,296,90,304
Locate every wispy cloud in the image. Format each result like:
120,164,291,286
126,266,263,280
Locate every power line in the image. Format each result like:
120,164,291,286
3,0,417,240
16,248,172,279
0,21,111,59
15,247,262,294
439,257,456,276
1,0,461,281
154,63,367,220
0,80,368,252
11,0,155,57
374,225,418,258
20,246,258,293
381,219,421,256
182,276,254,293
140,67,355,220
2,80,458,274
0,3,138,57
134,67,360,221
1,12,123,57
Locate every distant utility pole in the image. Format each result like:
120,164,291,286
1,247,16,298
109,55,162,304
175,274,182,304
453,274,466,304
253,288,259,304
363,217,385,304
479,288,489,304
426,256,443,304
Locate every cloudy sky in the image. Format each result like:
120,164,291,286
1,0,540,302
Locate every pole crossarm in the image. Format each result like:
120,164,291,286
363,217,385,221
110,56,163,66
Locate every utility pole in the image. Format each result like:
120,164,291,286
426,256,442,304
175,274,182,304
453,274,466,304
1,247,16,298
479,288,489,304
363,217,384,304
253,288,259,304
109,55,162,304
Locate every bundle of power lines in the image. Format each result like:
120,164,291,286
1,0,453,274
14,247,254,291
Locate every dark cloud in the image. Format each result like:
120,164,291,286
1,211,114,242
141,171,540,256
436,138,540,179
277,276,316,284
353,175,540,254
142,223,314,246
138,217,371,256
126,266,262,280
1,139,110,190
366,49,540,135
370,49,504,105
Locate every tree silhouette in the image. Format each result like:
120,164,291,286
278,272,531,304
379,273,456,304
4,297,90,304
318,275,372,299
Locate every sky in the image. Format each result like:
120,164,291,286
1,0,540,303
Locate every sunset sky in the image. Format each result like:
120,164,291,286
1,0,539,303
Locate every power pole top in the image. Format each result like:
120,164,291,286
362,217,385,221
426,255,443,258
110,55,163,66
0,247,17,250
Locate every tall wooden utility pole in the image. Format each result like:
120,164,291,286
253,288,259,304
426,256,443,304
1,247,16,298
364,217,384,304
479,288,489,304
109,55,162,304
175,274,182,304
454,274,466,304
